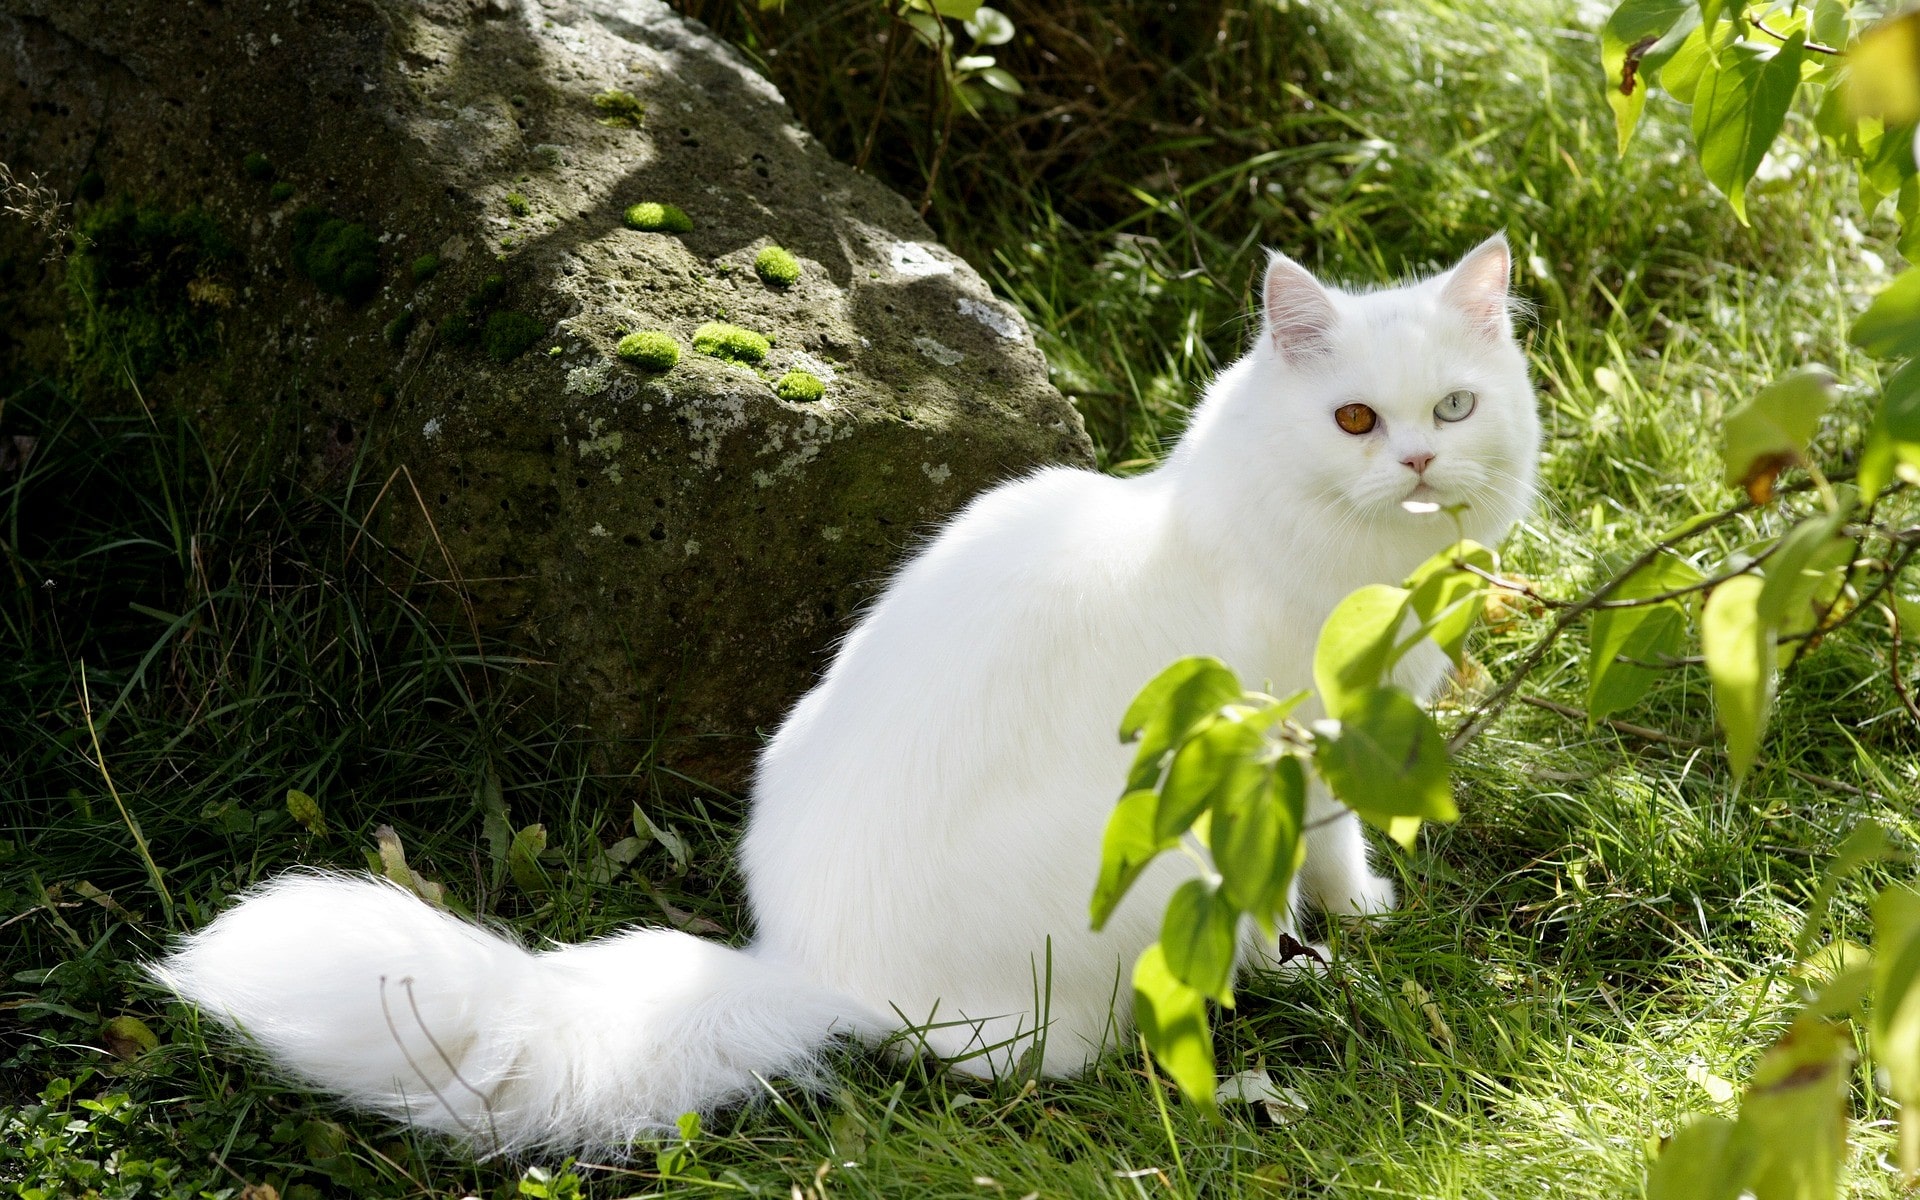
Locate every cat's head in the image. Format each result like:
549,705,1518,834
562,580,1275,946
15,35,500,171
1233,234,1540,547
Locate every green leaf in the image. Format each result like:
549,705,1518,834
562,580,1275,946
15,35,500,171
1792,820,1896,963
1119,657,1242,792
1601,0,1694,152
1851,267,1920,360
1755,510,1851,644
1157,713,1267,843
1159,879,1239,1006
1701,574,1774,780
1722,367,1836,503
1404,541,1496,664
1131,943,1217,1117
1091,789,1174,930
1659,20,1712,104
925,0,982,18
1645,1114,1753,1200
1313,584,1411,719
507,822,549,894
1313,687,1455,848
1588,553,1704,720
285,788,327,838
1691,34,1806,223
1739,1016,1852,1200
964,4,1014,45
1873,885,1920,1179
1213,756,1306,935
1861,358,1920,496
100,1015,160,1060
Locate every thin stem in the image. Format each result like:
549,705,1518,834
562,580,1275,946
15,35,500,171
1448,498,1758,751
857,0,907,171
1751,17,1842,56
79,662,176,929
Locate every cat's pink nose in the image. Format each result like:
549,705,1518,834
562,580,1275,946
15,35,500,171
1401,450,1435,474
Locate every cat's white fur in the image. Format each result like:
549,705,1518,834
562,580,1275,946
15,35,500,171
151,235,1540,1154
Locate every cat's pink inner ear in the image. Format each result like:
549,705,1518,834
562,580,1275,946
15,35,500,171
1263,253,1338,363
1441,234,1512,340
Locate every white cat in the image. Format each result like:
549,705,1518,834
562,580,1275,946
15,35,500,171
151,234,1540,1154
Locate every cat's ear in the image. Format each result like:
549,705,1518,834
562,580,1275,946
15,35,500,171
1262,251,1338,364
1440,233,1512,341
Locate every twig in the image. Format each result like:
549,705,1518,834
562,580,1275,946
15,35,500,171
1448,499,1757,750
1519,694,1872,798
1751,17,1841,56
1883,603,1920,731
858,0,908,171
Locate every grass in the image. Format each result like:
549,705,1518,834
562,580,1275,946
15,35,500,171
5,0,1919,1195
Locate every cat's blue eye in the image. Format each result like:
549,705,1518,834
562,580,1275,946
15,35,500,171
1435,389,1476,422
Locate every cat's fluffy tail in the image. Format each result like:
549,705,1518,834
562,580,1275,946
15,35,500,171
148,872,880,1155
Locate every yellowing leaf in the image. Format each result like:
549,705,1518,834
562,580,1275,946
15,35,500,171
1848,11,1920,125
507,822,549,894
285,788,327,838
1701,575,1774,779
1722,367,1836,502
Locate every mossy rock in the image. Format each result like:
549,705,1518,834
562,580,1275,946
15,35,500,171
0,0,1092,788
63,201,235,387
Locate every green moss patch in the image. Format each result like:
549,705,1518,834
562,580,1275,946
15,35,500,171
268,181,295,203
383,309,416,348
410,253,440,284
64,201,235,387
242,152,274,182
624,202,692,234
773,369,824,402
482,311,544,363
692,322,769,364
754,245,801,287
291,209,380,303
505,192,530,216
593,89,646,128
616,330,679,371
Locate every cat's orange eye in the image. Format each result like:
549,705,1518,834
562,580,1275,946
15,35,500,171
1334,403,1378,435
